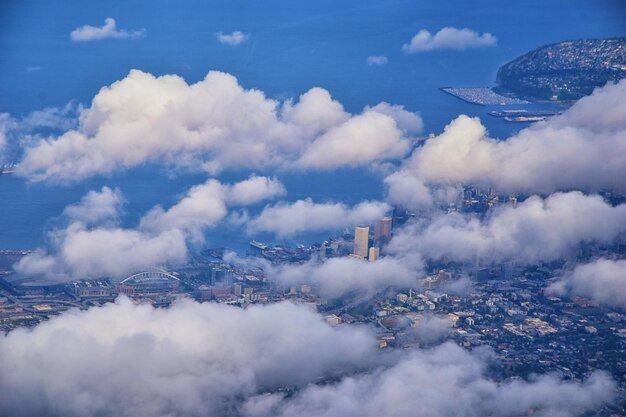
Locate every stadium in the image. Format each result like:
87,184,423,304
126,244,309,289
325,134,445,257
118,271,180,296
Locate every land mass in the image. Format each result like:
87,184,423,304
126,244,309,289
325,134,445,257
495,38,626,102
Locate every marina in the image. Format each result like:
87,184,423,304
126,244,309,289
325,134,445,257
0,164,16,174
440,87,529,106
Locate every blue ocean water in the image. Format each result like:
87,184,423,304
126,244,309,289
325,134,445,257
0,0,624,252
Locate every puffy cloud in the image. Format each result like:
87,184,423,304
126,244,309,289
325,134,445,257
17,70,420,182
14,224,188,280
216,31,250,45
404,80,626,194
0,298,376,417
281,87,349,136
55,226,186,278
383,170,433,210
388,192,626,264
295,110,409,169
366,55,388,66
397,314,452,345
242,342,614,417
547,258,626,307
225,175,287,205
12,251,57,278
215,30,250,46
268,255,421,298
247,199,390,237
140,176,285,238
138,180,227,238
70,18,145,42
402,27,497,53
364,102,423,135
63,186,124,226
15,184,182,280
16,176,283,280
0,280,614,417
0,104,80,163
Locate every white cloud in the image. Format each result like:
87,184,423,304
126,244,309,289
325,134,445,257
63,186,124,226
70,18,145,42
16,176,284,280
268,255,422,298
0,104,79,159
15,224,188,280
403,315,452,344
364,102,423,134
402,27,497,53
0,298,377,417
14,185,186,280
547,258,626,307
0,280,614,417
226,175,287,206
243,342,614,417
366,55,388,66
388,192,626,264
295,110,410,169
140,176,285,239
139,180,229,239
17,70,421,182
384,170,433,210
216,31,250,46
247,199,390,237
401,80,626,194
281,87,349,136
441,275,473,296
19,102,79,132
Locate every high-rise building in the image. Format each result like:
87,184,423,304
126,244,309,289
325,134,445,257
319,243,326,260
374,216,392,245
391,207,413,228
368,246,380,262
353,226,369,258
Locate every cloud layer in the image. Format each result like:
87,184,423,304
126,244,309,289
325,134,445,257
388,192,626,264
141,176,285,239
247,199,390,237
243,342,613,417
70,18,145,42
547,258,626,307
0,298,614,417
17,71,421,182
16,176,285,280
62,186,125,226
268,255,421,298
402,27,497,53
392,80,626,195
0,298,376,417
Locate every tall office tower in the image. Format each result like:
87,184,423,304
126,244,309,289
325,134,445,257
374,216,392,245
391,206,412,228
368,246,380,262
353,226,369,258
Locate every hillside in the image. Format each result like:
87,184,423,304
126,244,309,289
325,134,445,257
494,38,626,101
